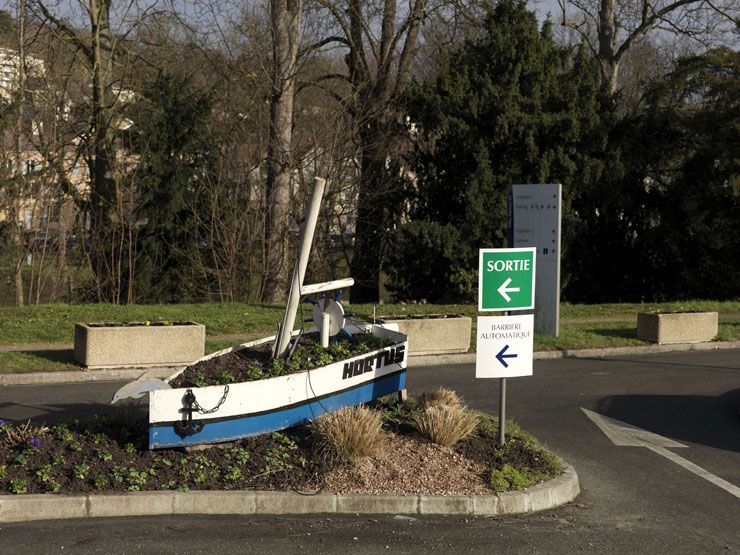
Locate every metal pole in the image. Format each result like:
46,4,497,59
499,309,510,446
498,377,506,446
321,311,330,348
275,177,327,358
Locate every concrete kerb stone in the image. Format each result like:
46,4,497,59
174,490,257,515
0,493,88,523
0,462,580,522
255,490,337,514
88,490,175,518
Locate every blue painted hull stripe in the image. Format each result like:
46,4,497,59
149,371,405,448
151,369,405,428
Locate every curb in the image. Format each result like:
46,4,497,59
0,366,178,386
2,341,738,386
0,462,579,523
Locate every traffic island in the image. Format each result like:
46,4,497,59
0,463,579,522
636,311,718,344
0,394,579,521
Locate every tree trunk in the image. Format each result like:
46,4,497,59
349,122,393,303
12,0,27,307
88,0,119,302
262,0,302,304
598,0,620,95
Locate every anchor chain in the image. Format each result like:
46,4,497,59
173,386,229,438
191,385,229,414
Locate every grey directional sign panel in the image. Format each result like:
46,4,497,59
476,314,534,378
507,184,561,336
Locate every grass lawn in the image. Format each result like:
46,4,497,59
0,300,737,373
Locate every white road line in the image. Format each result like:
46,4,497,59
644,444,740,500
582,407,740,500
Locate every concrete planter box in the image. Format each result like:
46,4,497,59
74,322,205,369
636,312,718,344
379,315,471,355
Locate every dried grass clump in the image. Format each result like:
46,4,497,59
413,404,479,447
312,406,385,463
1,420,49,448
418,388,462,409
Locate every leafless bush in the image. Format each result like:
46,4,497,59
312,406,385,463
1,420,49,448
413,405,479,447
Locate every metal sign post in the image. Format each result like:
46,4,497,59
477,248,536,447
499,373,507,446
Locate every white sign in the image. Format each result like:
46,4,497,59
507,184,561,336
476,314,534,378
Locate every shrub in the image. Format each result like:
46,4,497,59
418,388,462,409
413,405,479,447
2,420,49,448
312,406,385,463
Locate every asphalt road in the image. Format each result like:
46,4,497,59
0,349,738,553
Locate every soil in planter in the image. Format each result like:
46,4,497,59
0,399,561,496
171,332,396,388
87,321,196,327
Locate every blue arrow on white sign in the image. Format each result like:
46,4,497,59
495,344,518,368
476,314,534,378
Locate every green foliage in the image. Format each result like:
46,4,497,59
224,447,251,466
9,479,27,494
216,370,235,385
489,464,533,491
222,465,243,482
73,463,90,480
123,72,221,303
68,441,82,452
127,468,149,491
389,0,605,302
36,464,53,483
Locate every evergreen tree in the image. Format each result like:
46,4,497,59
125,72,219,302
387,0,605,302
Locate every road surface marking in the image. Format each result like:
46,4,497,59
581,408,740,500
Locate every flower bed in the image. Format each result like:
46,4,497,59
0,399,561,496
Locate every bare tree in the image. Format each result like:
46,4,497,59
29,0,157,302
299,0,431,302
557,0,739,95
262,0,302,303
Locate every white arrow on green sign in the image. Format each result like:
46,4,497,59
478,247,536,311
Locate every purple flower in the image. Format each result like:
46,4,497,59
30,438,41,449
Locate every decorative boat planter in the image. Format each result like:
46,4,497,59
379,314,471,355
636,311,718,344
74,322,205,369
147,321,408,449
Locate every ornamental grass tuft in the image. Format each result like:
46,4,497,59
311,406,385,463
413,404,479,447
417,387,462,409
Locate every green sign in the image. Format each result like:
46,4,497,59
478,248,536,311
